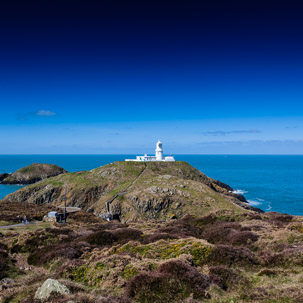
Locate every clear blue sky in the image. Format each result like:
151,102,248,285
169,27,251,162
0,0,302,154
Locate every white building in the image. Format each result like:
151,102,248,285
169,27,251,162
126,141,175,162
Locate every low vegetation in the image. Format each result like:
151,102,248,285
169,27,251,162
1,208,303,303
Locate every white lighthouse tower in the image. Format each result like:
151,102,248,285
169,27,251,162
155,140,163,161
125,141,175,162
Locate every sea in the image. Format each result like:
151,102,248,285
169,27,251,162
0,155,303,215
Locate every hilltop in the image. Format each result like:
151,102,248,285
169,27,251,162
0,163,67,185
3,161,259,222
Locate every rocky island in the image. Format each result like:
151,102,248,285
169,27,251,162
0,163,67,185
0,161,302,303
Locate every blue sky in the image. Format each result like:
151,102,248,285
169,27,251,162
0,0,302,154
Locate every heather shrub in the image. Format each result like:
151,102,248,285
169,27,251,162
201,222,241,244
125,260,211,303
240,226,252,231
261,247,303,267
266,212,293,227
208,245,259,266
91,222,128,232
45,227,72,235
10,244,23,254
13,229,71,254
227,230,259,246
83,230,116,246
181,214,217,226
141,232,178,244
158,260,211,295
0,251,9,279
0,242,8,251
158,221,202,238
209,265,244,290
111,228,143,244
27,242,86,266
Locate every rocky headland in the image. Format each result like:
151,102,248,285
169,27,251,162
0,163,67,185
3,161,260,221
1,161,302,303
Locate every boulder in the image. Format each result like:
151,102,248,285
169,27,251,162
34,278,70,301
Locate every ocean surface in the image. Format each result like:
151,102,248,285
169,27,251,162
0,155,303,215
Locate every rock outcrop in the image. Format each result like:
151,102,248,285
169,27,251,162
3,161,260,221
0,173,9,182
0,163,67,185
34,279,70,301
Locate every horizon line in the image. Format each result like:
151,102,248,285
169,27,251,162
0,154,303,156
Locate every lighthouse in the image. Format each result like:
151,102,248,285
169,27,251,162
125,141,175,162
155,140,163,161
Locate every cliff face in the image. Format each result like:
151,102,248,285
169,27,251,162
3,161,259,221
0,163,67,185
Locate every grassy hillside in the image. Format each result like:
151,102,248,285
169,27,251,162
3,161,255,221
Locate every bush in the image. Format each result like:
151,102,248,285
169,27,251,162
261,247,303,267
158,221,202,238
111,228,143,244
0,242,8,251
266,212,293,227
209,266,243,290
83,230,116,246
158,260,211,295
125,260,211,303
27,242,87,266
201,222,258,247
141,232,178,244
227,230,259,246
201,222,241,244
16,229,72,254
208,245,259,266
181,214,217,226
0,251,9,279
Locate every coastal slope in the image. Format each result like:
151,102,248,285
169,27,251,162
3,161,259,221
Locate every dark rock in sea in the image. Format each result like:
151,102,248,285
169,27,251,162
0,163,67,185
0,173,10,182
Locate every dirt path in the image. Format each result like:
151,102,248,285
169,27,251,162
106,163,147,213
0,221,39,229
0,207,81,229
